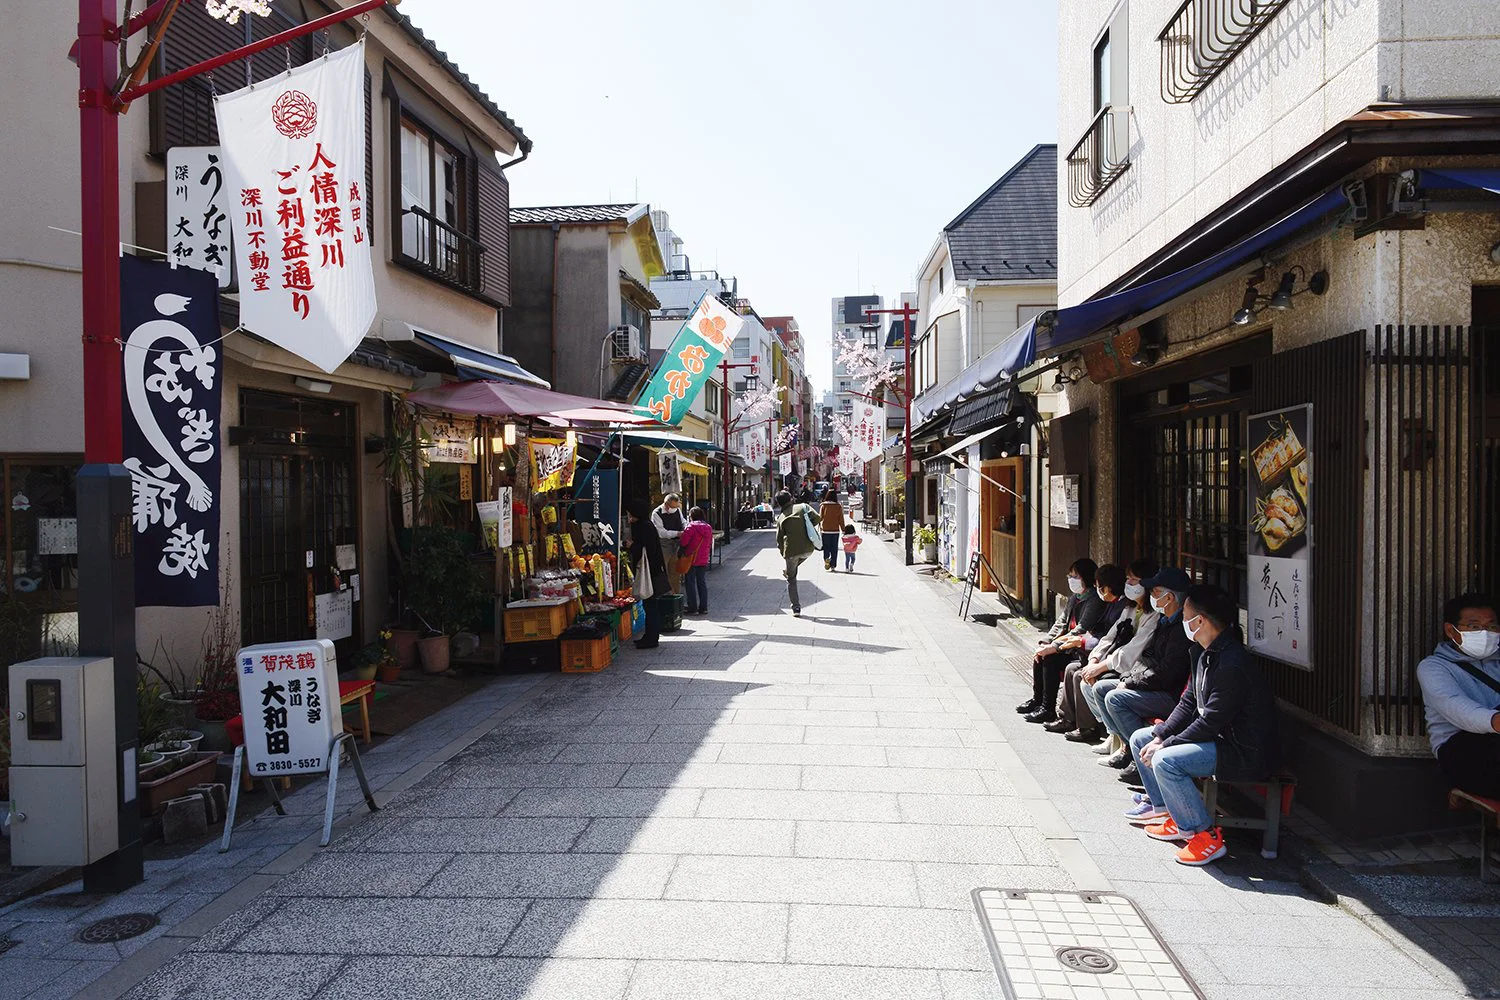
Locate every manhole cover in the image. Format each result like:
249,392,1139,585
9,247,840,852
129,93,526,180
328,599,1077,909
973,889,1205,999
76,913,159,944
1057,945,1118,974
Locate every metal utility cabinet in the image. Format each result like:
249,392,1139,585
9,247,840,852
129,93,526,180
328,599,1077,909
8,657,120,866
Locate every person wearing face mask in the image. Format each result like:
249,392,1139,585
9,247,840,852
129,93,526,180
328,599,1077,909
1098,567,1196,782
1417,593,1500,799
1050,564,1131,738
1067,558,1161,751
1126,585,1278,867
1018,558,1104,723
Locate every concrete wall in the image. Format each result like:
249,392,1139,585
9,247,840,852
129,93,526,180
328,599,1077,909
550,228,612,399
1057,0,1500,307
505,226,559,385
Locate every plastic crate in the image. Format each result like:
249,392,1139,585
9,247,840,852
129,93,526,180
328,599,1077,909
561,635,611,672
618,605,636,641
503,601,569,643
657,593,684,632
580,611,623,657
502,638,560,673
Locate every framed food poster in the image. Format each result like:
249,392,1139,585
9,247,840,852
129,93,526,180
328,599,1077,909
1246,405,1312,669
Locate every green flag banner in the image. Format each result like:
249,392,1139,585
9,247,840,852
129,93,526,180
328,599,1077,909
639,294,747,425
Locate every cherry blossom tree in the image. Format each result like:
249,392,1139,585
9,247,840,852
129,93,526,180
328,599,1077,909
834,336,905,403
728,381,785,432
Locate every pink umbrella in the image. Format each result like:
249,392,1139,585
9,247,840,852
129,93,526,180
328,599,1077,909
406,379,663,426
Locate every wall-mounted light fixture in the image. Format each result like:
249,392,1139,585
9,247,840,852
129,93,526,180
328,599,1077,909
1268,266,1331,311
293,376,333,394
1232,281,1262,326
1490,240,1500,265
490,435,505,452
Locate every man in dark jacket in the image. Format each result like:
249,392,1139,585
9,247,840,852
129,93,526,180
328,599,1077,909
1018,559,1112,724
627,500,670,649
1100,566,1194,780
1127,584,1278,867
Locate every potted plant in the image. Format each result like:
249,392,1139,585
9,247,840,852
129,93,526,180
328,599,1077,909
406,525,485,674
915,524,938,563
143,736,190,759
191,595,242,751
161,726,204,749
349,640,382,681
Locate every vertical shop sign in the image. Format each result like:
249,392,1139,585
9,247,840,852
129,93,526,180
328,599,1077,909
1246,405,1313,669
121,255,223,607
165,146,234,288
214,41,375,373
657,450,683,496
570,467,620,551
235,639,343,776
639,294,747,425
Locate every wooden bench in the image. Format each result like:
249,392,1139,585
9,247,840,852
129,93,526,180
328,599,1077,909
1449,789,1500,883
1197,772,1297,859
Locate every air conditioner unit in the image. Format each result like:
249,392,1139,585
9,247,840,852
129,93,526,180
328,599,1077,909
609,324,642,361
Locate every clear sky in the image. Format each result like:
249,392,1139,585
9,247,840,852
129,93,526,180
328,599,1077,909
400,0,1058,393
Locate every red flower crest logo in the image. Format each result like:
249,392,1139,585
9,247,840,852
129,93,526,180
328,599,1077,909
271,90,317,139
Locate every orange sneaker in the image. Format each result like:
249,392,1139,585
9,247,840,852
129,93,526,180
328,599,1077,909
1143,817,1183,841
1175,827,1228,866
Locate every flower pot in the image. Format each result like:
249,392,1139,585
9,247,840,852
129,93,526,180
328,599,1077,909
162,729,204,749
138,751,219,816
376,662,402,684
389,629,420,669
351,661,379,682
191,717,232,753
922,543,938,563
417,635,450,673
157,691,200,728
137,749,164,770
144,740,190,759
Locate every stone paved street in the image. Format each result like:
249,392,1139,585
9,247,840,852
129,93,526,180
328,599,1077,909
0,527,1480,999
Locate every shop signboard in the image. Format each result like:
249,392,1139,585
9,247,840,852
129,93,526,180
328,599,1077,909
743,430,767,470
214,41,376,374
1049,475,1080,529
121,254,223,607
235,639,343,777
530,437,577,493
658,450,683,496
570,467,619,551
165,145,234,288
1246,405,1313,669
639,294,747,425
423,415,476,464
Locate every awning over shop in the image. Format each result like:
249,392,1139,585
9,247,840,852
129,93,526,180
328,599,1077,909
680,457,711,475
1037,187,1350,355
915,322,1037,424
937,422,1013,460
619,430,722,452
406,379,661,425
948,386,1020,436
408,328,551,389
1417,168,1500,195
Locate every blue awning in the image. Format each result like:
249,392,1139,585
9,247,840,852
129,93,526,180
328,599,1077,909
1417,168,1500,195
913,318,1037,424
1039,187,1351,354
414,331,551,389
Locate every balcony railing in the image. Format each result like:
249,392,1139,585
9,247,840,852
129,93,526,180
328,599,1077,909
400,206,486,295
1157,0,1293,104
1066,105,1130,208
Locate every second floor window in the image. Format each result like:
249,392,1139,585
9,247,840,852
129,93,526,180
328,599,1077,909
1094,33,1112,112
399,117,466,267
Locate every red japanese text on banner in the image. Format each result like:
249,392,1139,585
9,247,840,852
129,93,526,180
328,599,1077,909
213,42,375,373
638,295,747,426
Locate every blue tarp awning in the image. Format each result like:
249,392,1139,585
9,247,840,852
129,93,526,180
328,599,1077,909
413,331,551,389
1417,169,1500,195
1039,187,1351,353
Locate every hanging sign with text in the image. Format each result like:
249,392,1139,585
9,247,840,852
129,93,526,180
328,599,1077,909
1247,405,1313,669
214,41,375,373
850,403,883,462
121,254,223,607
165,146,234,288
639,294,747,425
530,437,577,494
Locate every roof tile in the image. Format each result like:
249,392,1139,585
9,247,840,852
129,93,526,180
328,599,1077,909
510,204,642,225
944,145,1058,283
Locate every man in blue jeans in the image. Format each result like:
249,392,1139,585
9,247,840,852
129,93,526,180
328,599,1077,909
1124,585,1279,866
1098,567,1194,782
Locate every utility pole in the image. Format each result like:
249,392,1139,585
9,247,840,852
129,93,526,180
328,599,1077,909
72,0,397,893
863,304,919,565
716,357,758,534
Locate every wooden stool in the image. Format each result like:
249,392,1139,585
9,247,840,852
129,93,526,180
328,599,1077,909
338,679,376,745
1198,771,1298,859
1449,789,1500,883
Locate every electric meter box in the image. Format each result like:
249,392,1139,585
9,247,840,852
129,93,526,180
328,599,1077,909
8,657,119,866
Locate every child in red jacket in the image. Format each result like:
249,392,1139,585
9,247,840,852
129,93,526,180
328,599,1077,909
840,523,862,572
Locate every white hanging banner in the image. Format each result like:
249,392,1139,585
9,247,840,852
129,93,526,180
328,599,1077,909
851,403,883,462
214,41,376,373
742,430,767,469
165,146,234,288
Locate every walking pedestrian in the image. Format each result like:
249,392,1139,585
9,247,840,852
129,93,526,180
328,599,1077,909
651,492,685,594
841,523,862,572
626,500,669,649
775,488,816,616
679,506,714,616
819,488,846,570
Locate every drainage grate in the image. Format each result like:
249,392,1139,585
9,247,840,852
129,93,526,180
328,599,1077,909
973,888,1205,1000
76,913,160,944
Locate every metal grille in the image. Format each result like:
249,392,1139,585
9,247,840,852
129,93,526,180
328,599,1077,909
1066,105,1130,208
1369,326,1488,739
1157,0,1294,104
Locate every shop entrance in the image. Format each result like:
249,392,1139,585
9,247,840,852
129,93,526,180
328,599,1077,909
237,390,360,662
980,458,1024,599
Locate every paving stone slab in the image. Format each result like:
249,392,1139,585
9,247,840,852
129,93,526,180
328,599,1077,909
500,898,788,962
420,851,676,900
785,903,992,971
229,898,530,956
665,854,922,906
623,959,945,1000
576,816,797,856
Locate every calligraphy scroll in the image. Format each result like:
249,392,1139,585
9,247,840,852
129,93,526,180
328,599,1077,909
121,254,223,607
165,146,234,288
214,41,375,373
638,294,747,426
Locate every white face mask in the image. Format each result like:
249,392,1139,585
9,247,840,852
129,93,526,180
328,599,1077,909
1183,615,1202,641
1124,582,1145,601
1067,577,1085,595
1150,593,1169,614
1456,629,1500,660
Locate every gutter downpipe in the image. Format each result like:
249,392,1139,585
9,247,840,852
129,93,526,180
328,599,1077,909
549,222,560,386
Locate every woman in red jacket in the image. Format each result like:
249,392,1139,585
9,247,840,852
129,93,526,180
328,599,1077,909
679,506,715,616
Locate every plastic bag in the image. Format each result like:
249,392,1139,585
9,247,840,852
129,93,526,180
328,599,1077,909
630,600,646,637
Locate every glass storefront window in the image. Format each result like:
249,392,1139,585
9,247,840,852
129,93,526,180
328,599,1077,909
4,458,80,603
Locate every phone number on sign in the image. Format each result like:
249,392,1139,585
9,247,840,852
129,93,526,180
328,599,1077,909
254,758,322,772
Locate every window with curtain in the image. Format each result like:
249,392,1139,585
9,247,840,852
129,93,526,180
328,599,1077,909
399,117,465,270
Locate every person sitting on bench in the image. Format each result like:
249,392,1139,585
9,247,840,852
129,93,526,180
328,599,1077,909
1018,558,1105,724
1125,584,1279,867
1417,593,1500,800
1049,563,1131,739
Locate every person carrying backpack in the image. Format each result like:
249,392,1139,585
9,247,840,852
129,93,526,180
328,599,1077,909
775,489,817,616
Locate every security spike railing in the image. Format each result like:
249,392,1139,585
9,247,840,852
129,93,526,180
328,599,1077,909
1158,0,1293,104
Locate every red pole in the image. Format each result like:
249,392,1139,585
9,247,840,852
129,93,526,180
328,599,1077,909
720,359,731,532
80,0,122,463
903,304,914,565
